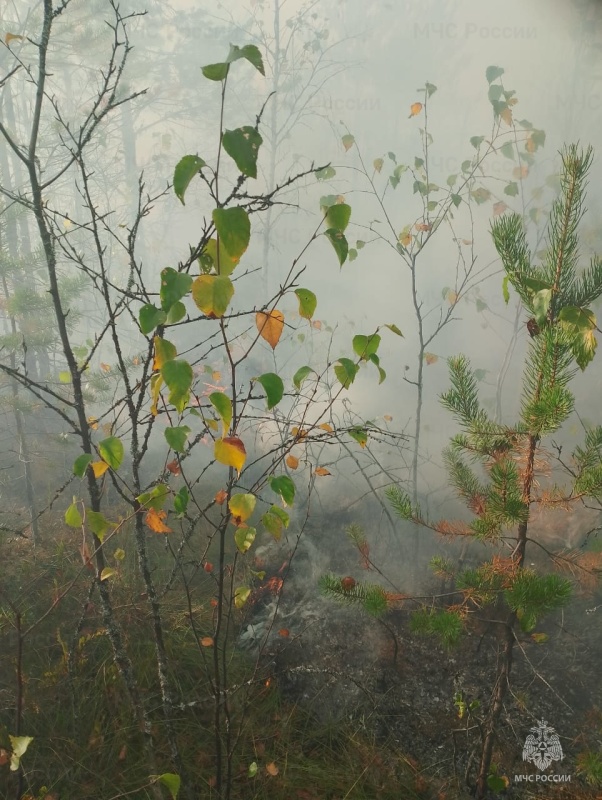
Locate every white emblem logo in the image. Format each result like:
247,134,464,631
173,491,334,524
522,719,564,771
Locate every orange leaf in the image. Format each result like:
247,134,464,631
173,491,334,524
291,427,307,440
87,416,99,430
414,222,432,232
144,508,172,534
500,106,513,126
513,165,529,180
318,423,333,433
210,598,218,608
311,319,322,330
100,362,111,373
446,290,458,305
285,455,299,470
0,749,8,766
384,414,393,422
256,310,284,349
91,460,110,478
493,201,508,217
424,352,438,365
266,762,279,776
212,370,221,382
215,488,228,505
204,561,214,573
118,745,127,761
166,459,180,475
400,233,412,247
314,466,331,476
341,576,357,591
278,628,290,637
200,636,214,647
5,33,24,46
409,102,423,118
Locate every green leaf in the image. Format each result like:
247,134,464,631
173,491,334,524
532,288,552,325
349,427,368,447
174,486,189,516
502,275,510,304
248,761,258,778
192,275,235,318
293,365,315,390
316,166,336,180
166,301,186,324
173,155,206,204
235,525,256,554
334,357,359,389
325,203,351,232
199,237,237,277
504,182,519,197
73,453,92,478
164,425,191,453
212,207,250,261
352,333,381,360
9,735,33,772
161,360,193,413
488,84,504,104
558,306,598,370
158,773,181,800
209,392,232,432
470,136,484,150
425,82,437,97
269,475,296,506
486,65,504,84
385,323,403,337
65,500,83,528
256,373,284,410
99,437,124,471
262,506,289,540
230,493,257,523
201,62,229,81
86,509,114,542
500,142,515,159
100,567,117,581
295,288,317,319
349,248,358,261
160,268,193,312
227,43,265,75
137,484,170,511
325,228,348,266
153,336,177,370
341,133,355,151
471,187,491,204
451,193,462,208
222,126,263,178
368,353,386,383
140,304,167,335
475,298,488,312
235,586,251,608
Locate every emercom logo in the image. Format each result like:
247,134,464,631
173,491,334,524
514,719,572,784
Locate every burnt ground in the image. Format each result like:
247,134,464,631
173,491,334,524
240,527,602,800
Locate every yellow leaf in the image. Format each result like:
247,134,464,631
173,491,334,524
409,102,423,118
200,637,214,647
286,454,299,470
229,493,256,524
91,461,110,477
100,567,117,581
500,106,513,126
266,762,279,776
215,436,247,474
212,370,221,382
291,427,307,440
5,33,24,46
314,466,332,476
318,423,333,433
373,158,384,173
145,508,172,534
384,414,393,422
150,373,163,416
446,290,458,304
400,233,412,247
424,352,438,365
256,310,284,349
531,632,548,643
87,416,99,430
153,335,177,371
